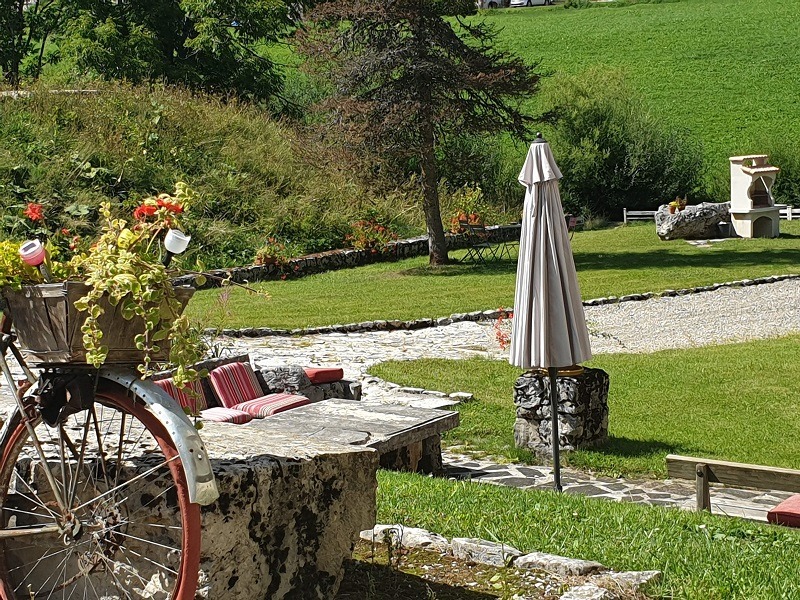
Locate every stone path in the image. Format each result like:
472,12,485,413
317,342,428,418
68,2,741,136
2,278,799,521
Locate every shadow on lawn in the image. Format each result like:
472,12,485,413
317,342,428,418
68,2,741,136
336,559,497,600
399,259,518,278
574,247,800,272
588,436,690,459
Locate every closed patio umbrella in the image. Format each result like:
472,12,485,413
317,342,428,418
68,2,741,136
509,133,592,491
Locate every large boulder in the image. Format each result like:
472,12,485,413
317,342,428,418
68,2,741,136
656,202,730,240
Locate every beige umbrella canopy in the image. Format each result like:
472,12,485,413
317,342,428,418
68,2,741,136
509,134,592,490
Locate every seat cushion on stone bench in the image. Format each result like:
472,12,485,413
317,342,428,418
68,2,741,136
199,407,254,424
233,393,311,418
304,367,344,385
153,378,208,412
768,494,800,528
210,361,264,408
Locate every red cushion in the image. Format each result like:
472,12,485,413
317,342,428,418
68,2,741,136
154,378,208,412
768,494,800,527
200,407,253,424
233,393,311,418
303,367,344,385
209,362,264,408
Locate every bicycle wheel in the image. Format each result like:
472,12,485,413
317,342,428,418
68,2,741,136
0,378,201,599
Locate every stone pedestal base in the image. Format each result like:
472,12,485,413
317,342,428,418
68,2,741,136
513,367,609,459
197,424,379,599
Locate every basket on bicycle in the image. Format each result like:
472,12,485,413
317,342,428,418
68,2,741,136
2,281,194,366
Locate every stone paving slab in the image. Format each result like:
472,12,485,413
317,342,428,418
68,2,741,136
442,452,794,522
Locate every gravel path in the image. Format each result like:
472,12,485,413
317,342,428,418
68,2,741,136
229,278,800,401
2,278,799,411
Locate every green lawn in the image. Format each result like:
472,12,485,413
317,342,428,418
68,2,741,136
485,0,800,177
187,221,800,329
370,334,800,477
378,470,800,600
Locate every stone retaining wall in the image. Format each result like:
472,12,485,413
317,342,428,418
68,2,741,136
196,424,379,599
175,224,522,290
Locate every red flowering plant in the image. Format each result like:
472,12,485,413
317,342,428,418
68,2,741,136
492,307,514,351
345,218,399,255
5,201,86,267
447,185,491,234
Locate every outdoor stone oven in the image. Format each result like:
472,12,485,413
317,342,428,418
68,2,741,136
729,154,781,238
513,367,609,459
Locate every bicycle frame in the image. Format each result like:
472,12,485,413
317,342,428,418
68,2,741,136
0,324,219,507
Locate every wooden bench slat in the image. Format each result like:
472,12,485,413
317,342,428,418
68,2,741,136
666,454,800,494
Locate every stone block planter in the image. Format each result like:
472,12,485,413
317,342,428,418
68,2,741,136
512,367,609,459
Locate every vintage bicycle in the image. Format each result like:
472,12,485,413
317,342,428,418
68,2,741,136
0,281,218,599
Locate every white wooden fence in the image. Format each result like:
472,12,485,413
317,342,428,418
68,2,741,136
622,205,800,224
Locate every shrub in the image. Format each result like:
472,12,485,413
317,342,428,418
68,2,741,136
758,140,800,208
540,68,706,219
0,82,413,267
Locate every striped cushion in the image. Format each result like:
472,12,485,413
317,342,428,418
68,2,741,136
153,378,208,412
199,407,253,424
209,362,264,408
303,367,344,385
233,393,311,418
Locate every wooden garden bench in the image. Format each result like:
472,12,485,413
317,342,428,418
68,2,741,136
666,454,800,526
622,208,657,224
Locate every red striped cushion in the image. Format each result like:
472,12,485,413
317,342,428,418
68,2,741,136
200,407,253,424
233,393,311,418
209,362,264,408
154,378,208,412
303,367,344,385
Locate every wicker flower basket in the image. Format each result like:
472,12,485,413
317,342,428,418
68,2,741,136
2,282,194,366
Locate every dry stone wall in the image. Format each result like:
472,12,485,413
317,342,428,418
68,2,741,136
513,368,609,458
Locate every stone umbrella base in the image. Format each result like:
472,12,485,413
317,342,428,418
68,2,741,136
513,367,609,460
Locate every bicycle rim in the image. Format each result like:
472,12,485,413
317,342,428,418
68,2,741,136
0,380,201,599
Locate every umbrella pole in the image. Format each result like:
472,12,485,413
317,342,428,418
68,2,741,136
548,366,562,492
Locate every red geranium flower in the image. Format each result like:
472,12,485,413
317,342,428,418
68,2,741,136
23,203,45,222
133,204,158,220
157,199,183,214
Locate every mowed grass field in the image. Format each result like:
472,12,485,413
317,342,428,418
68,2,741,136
484,0,800,180
187,221,800,329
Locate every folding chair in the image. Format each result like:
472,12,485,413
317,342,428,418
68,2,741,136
459,221,499,264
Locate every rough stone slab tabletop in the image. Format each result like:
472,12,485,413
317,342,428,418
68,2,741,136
228,398,459,455
197,419,380,461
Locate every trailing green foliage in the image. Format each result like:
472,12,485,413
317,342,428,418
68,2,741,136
378,471,800,600
541,68,706,218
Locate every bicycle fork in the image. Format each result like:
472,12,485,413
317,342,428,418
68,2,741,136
0,332,69,514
